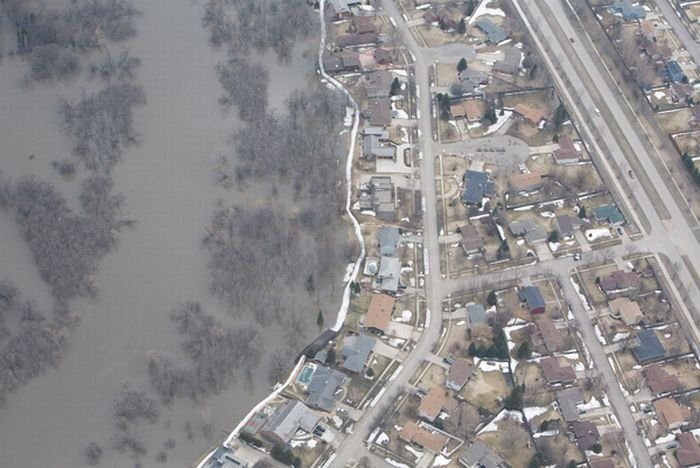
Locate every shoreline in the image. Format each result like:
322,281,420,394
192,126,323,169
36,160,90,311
194,1,365,464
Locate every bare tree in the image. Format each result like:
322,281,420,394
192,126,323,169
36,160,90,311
84,442,103,465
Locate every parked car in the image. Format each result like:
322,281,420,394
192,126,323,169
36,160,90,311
628,170,635,179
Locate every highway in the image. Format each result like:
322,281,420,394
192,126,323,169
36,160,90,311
330,0,700,466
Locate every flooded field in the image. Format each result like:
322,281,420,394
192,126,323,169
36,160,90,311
0,1,342,466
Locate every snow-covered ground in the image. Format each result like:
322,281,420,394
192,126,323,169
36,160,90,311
483,110,513,135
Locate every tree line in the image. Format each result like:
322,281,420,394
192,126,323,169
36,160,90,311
2,0,139,81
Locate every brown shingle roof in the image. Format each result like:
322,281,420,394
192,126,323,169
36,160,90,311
514,103,546,125
553,135,579,163
418,387,456,422
399,422,448,453
608,297,643,326
447,359,475,390
644,365,681,395
677,432,700,467
509,172,543,192
537,318,563,353
654,397,690,429
540,357,576,384
363,294,395,333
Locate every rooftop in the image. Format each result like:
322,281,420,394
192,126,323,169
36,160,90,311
462,170,495,205
459,439,507,468
305,366,347,412
260,399,321,444
363,293,395,333
676,432,700,467
341,334,376,373
378,256,401,293
514,103,546,125
399,421,448,453
592,203,624,225
553,135,579,164
632,329,665,363
475,18,508,44
644,365,681,395
509,172,543,192
536,317,563,352
459,224,485,253
654,397,690,429
600,270,639,294
467,303,487,328
540,357,576,384
447,359,475,390
608,297,643,326
418,387,456,422
519,286,546,313
378,226,401,256
557,387,584,422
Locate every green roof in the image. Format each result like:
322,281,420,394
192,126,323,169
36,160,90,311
592,203,624,225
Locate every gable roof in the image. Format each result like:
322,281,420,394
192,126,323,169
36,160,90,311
509,219,547,243
572,420,600,451
475,18,508,44
609,297,643,326
306,366,347,411
364,293,395,333
459,224,485,253
418,387,456,421
519,286,546,313
644,365,681,395
600,270,639,294
447,359,475,390
540,357,576,384
555,215,581,236
364,70,393,97
378,256,401,293
592,203,624,225
459,439,507,467
677,432,700,467
509,172,543,192
399,422,448,453
514,103,546,125
378,226,401,256
553,135,579,163
467,303,487,328
368,98,392,126
342,334,376,373
654,397,690,428
536,317,563,352
557,387,584,422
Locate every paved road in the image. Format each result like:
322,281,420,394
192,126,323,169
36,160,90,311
532,0,700,346
654,0,700,66
330,0,446,464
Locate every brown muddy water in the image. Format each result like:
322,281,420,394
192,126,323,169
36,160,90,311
0,1,341,466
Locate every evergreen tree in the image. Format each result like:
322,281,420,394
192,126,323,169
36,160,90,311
457,57,468,72
316,309,324,329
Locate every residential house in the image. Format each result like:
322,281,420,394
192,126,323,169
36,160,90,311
459,440,509,468
608,297,643,326
493,47,522,75
644,365,681,395
459,69,489,86
446,359,475,392
599,270,640,297
592,203,624,225
632,329,665,364
553,135,580,165
519,286,546,314
363,293,395,334
536,317,563,352
509,172,543,193
418,386,457,422
305,366,347,412
451,103,467,119
458,224,485,255
351,17,376,35
475,18,508,44
359,176,395,221
329,0,351,19
323,53,361,74
540,357,576,385
572,420,600,452
204,446,253,468
555,215,582,239
399,422,448,454
337,33,379,48
641,38,672,61
611,0,646,21
462,170,495,206
464,99,484,122
676,432,700,467
363,133,394,160
368,98,392,127
667,60,686,83
589,460,616,468
341,334,376,374
672,83,693,104
377,256,402,293
514,103,547,126
364,70,394,98
654,397,690,430
260,400,321,444
378,226,401,256
557,387,584,422
509,219,547,244
467,303,487,328
374,48,393,65
640,21,655,41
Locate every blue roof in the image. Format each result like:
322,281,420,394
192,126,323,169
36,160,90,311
306,366,347,412
611,0,646,20
519,286,546,311
342,334,376,373
475,19,508,44
462,170,495,205
632,329,665,363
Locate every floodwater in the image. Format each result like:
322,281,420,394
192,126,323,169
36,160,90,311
0,1,342,467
